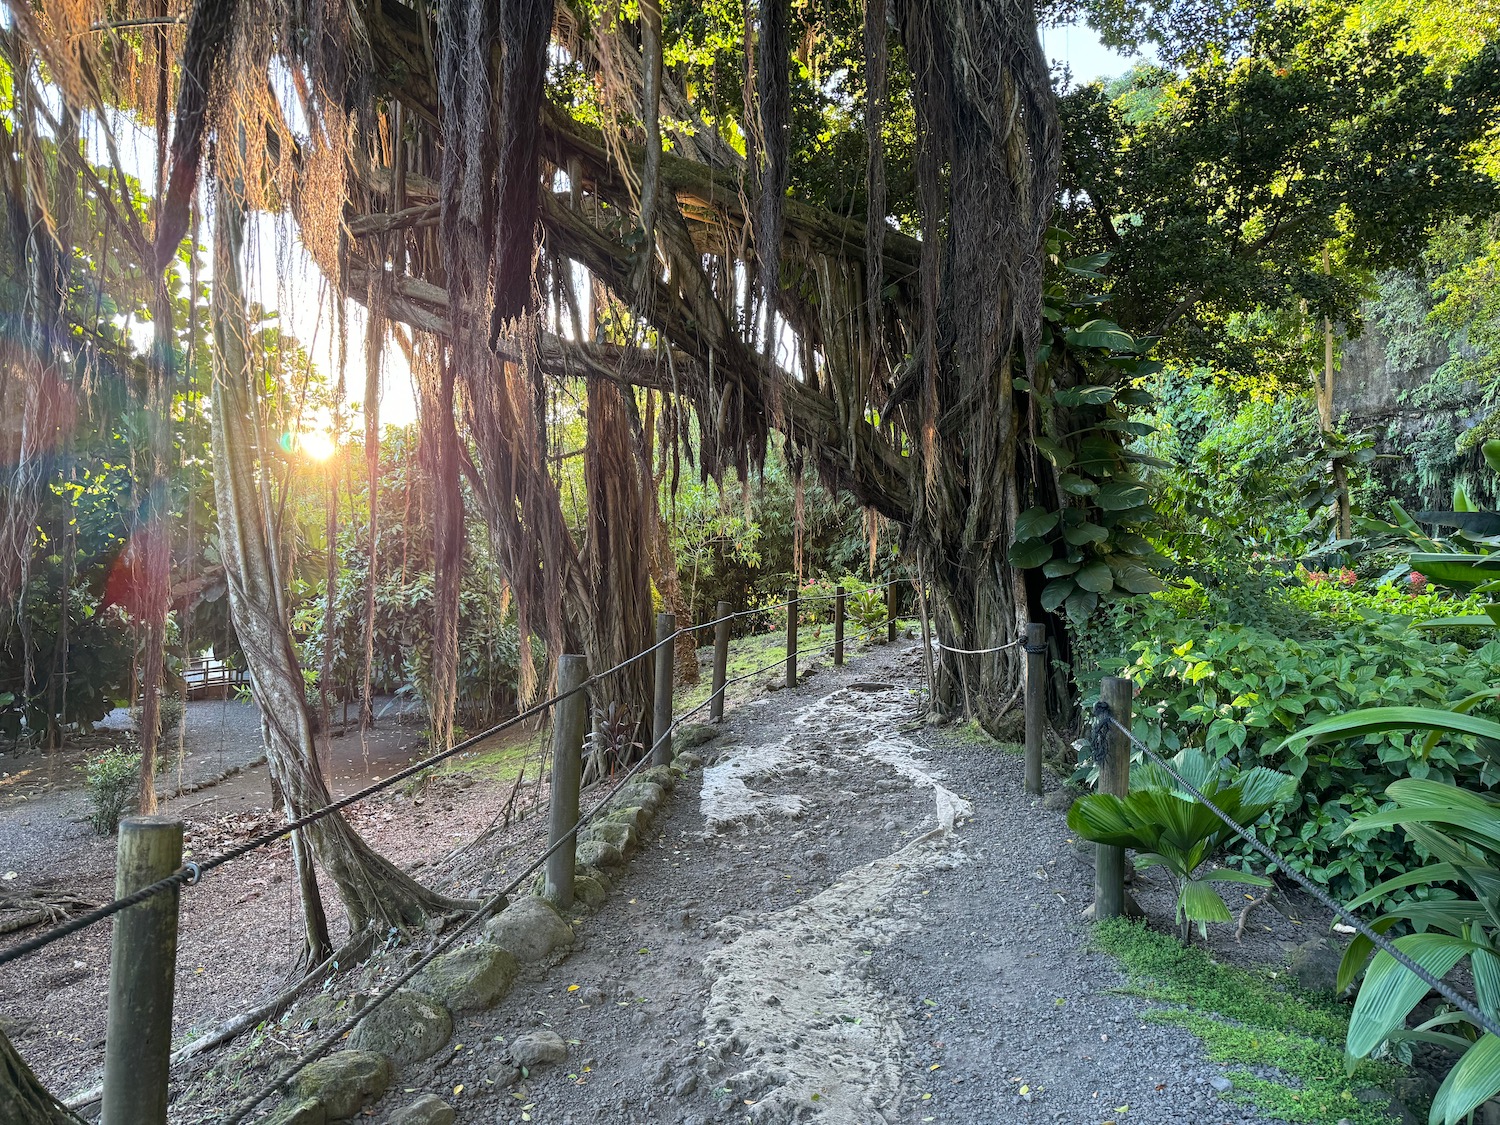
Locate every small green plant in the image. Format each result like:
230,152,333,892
85,745,141,835
847,587,887,639
1068,748,1294,939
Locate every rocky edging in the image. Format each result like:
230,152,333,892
258,733,714,1125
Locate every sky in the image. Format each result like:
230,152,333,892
1041,22,1140,85
91,22,1137,441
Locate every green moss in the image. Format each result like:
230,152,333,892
437,724,545,782
1095,919,1407,1125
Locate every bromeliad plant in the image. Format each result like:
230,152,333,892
1068,748,1295,940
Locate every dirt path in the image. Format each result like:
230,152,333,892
359,641,1287,1125
0,701,514,1100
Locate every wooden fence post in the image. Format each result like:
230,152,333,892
101,815,183,1125
710,601,731,723
544,654,588,908
1095,675,1133,921
833,588,845,667
1024,623,1046,797
652,612,675,767
785,588,799,689
886,582,898,643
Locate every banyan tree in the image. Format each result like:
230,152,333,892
169,0,1153,723
1,0,1163,937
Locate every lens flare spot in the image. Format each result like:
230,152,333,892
295,429,337,461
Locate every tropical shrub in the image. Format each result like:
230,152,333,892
846,585,889,639
1331,780,1500,1125
1101,599,1500,901
1068,748,1293,939
85,746,141,835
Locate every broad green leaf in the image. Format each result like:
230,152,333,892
1411,553,1500,592
1015,507,1060,541
1065,319,1133,351
1062,521,1109,546
1008,539,1053,569
1067,794,1146,848
1412,616,1498,630
1484,439,1500,476
1277,708,1500,754
1180,879,1233,927
1065,588,1100,623
1032,436,1072,469
1043,558,1081,578
1075,562,1115,594
1097,482,1149,511
1204,868,1272,887
1111,563,1165,594
1040,578,1076,613
1431,1034,1500,1125
1414,512,1500,536
1347,934,1475,1057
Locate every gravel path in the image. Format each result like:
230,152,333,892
362,640,1298,1125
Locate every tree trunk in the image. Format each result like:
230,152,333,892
0,1028,76,1125
210,178,463,935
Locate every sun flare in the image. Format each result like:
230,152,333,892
297,429,338,461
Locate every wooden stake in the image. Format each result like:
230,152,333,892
833,587,846,667
886,582,898,643
102,816,183,1125
785,588,798,689
1095,676,1133,921
544,654,587,908
710,601,731,723
651,612,675,767
1024,623,1046,797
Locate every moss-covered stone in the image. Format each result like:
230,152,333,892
410,942,518,1013
585,820,638,855
346,991,452,1067
387,1093,456,1125
574,863,613,892
261,1097,326,1125
637,764,676,792
291,1051,392,1118
576,837,622,869
483,895,574,962
573,874,607,909
618,780,665,814
601,805,649,832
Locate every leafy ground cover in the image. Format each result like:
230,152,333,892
1087,573,1500,905
1096,919,1412,1125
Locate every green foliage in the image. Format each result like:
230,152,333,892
1334,780,1500,1125
1009,239,1168,626
1095,918,1405,1125
1102,587,1500,902
1058,6,1500,381
85,745,140,835
845,585,888,638
1069,749,1291,936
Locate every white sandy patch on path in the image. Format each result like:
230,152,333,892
698,684,971,1122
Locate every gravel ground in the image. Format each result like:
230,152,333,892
344,640,1334,1125
4,643,1386,1124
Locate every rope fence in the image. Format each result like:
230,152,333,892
0,576,912,1120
